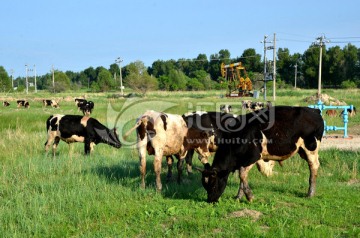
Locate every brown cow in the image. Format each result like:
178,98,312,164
325,110,337,117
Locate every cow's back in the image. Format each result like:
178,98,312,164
139,110,188,156
258,106,323,155
57,115,85,138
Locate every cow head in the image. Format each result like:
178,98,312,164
200,164,230,203
108,128,122,148
95,127,122,149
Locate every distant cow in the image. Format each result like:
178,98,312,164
325,110,337,117
80,101,94,115
341,106,356,117
123,110,188,191
3,101,10,107
242,100,272,111
182,111,276,177
199,106,324,203
220,104,232,113
17,100,30,108
43,99,59,108
44,114,121,155
75,98,87,109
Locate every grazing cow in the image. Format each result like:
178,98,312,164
199,106,324,203
75,98,87,110
43,99,59,108
242,100,272,111
341,106,356,117
220,104,232,113
3,101,10,107
44,114,121,155
80,101,94,115
325,109,337,117
123,110,188,191
17,100,30,108
182,111,276,177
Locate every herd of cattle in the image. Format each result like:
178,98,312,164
2,96,356,202
2,98,95,115
40,99,326,203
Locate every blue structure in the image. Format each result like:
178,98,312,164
308,100,354,138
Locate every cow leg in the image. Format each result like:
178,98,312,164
52,137,60,157
166,156,174,181
45,130,58,154
137,139,147,189
84,139,91,155
299,143,320,198
236,164,255,202
175,154,183,184
154,149,164,191
185,149,195,174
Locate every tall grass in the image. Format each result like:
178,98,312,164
0,89,359,237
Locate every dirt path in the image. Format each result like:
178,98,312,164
320,135,360,151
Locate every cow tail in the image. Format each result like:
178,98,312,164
122,120,143,141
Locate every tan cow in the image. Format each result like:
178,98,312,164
124,110,188,191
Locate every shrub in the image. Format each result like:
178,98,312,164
341,80,357,89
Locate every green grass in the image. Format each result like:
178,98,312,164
0,89,359,237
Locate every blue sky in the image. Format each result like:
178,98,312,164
1,0,360,77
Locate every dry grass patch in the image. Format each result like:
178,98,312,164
227,209,262,221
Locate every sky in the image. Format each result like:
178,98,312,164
1,0,360,78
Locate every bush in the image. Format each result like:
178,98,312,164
341,80,357,89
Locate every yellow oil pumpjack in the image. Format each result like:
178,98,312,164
221,62,253,97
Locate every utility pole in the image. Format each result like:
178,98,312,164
272,33,276,101
52,65,55,93
10,69,14,89
261,35,275,101
25,64,29,94
115,57,124,96
34,64,37,93
262,35,268,101
294,63,298,89
314,35,328,99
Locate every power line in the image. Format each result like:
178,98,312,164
327,36,360,39
328,41,360,44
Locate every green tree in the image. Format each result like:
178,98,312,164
50,71,71,93
97,68,115,91
83,67,97,86
343,44,358,82
302,46,321,88
0,66,12,92
238,48,262,72
149,60,176,78
168,69,188,91
323,46,345,87
125,61,158,96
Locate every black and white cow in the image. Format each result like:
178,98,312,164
220,104,232,113
341,106,356,117
17,100,30,108
44,114,121,155
199,106,324,203
43,99,59,108
80,101,94,115
182,111,275,176
75,98,87,109
3,101,10,107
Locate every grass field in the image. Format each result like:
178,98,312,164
0,89,359,237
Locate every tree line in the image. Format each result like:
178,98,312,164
0,43,359,94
